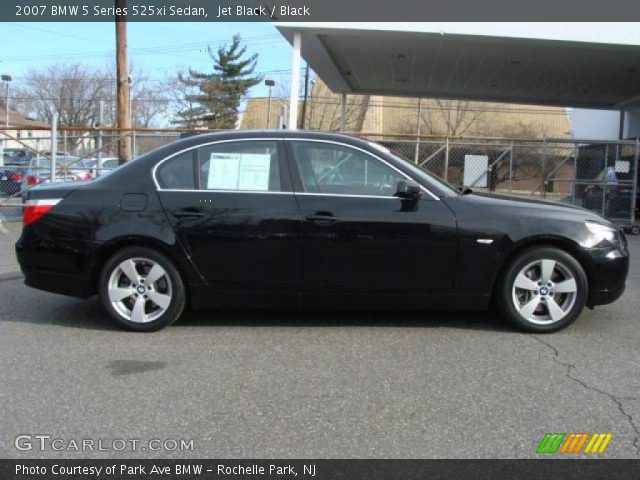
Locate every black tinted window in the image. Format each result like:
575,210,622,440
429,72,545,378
291,141,405,196
156,151,195,189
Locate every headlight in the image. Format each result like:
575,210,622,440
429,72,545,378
585,221,619,246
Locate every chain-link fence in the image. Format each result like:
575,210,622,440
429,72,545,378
374,136,639,229
0,127,186,222
2,127,639,231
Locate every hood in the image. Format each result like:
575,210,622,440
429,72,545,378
458,191,613,225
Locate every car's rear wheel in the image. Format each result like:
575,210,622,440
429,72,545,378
497,247,587,332
99,246,186,331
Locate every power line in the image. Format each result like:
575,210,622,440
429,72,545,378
1,33,285,63
8,67,305,83
9,95,575,115
7,22,113,44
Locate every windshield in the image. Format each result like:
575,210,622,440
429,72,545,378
370,143,459,197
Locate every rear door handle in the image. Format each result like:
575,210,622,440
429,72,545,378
173,210,206,218
305,213,339,225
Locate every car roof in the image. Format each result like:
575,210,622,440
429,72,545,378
167,129,375,152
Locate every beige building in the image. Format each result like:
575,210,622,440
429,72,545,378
0,103,50,154
240,78,572,140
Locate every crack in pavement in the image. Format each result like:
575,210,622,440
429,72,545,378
531,335,640,457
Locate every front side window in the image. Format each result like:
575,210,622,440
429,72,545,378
291,141,406,196
198,141,281,192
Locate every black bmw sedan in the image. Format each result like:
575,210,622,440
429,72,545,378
16,131,629,332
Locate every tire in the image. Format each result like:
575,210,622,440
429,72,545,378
496,247,588,333
630,225,640,236
99,246,186,332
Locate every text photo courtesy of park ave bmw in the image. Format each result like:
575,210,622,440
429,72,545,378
1,1,640,479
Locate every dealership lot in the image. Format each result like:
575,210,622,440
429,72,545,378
0,222,638,459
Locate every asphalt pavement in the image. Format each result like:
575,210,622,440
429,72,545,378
0,221,638,459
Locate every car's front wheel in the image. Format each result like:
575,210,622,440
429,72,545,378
497,247,588,332
99,246,186,331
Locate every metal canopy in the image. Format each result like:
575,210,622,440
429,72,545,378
277,25,640,110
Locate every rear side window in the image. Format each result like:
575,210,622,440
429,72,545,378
156,151,195,189
198,141,281,192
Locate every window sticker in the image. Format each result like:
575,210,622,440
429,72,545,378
207,153,240,190
238,154,272,190
207,153,271,191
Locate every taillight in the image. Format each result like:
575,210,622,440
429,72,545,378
10,174,23,181
27,175,43,186
75,172,92,181
23,199,61,226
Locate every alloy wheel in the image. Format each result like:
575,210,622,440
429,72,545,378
511,259,578,325
107,257,173,323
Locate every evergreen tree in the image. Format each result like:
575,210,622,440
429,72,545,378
175,34,262,128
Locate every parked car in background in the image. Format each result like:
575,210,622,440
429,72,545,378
15,131,629,333
2,149,35,197
1,148,34,167
581,165,639,231
86,157,120,177
19,156,93,201
0,164,27,197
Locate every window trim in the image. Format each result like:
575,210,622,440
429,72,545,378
152,138,291,193
152,136,439,200
284,138,440,200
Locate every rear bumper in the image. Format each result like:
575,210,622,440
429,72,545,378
16,231,97,299
21,267,93,298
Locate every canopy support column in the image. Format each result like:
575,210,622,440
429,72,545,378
288,31,301,130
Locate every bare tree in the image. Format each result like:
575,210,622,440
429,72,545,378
275,77,369,131
167,69,201,128
485,121,547,191
434,99,486,137
397,98,487,137
129,71,169,128
98,63,169,128
14,63,111,150
17,64,110,127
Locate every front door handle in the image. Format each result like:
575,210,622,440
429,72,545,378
305,212,339,225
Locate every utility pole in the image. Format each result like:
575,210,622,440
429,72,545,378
300,63,310,129
1,74,11,152
115,0,131,164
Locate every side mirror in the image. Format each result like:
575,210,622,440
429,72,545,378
395,180,423,200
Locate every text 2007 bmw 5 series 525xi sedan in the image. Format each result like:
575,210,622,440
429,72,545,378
15,131,629,332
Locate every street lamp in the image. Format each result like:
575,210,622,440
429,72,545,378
1,74,12,151
265,79,275,128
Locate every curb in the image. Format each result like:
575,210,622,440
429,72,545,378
0,272,23,282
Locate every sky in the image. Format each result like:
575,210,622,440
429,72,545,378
0,22,296,97
4,21,640,98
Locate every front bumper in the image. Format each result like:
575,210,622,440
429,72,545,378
583,245,629,307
